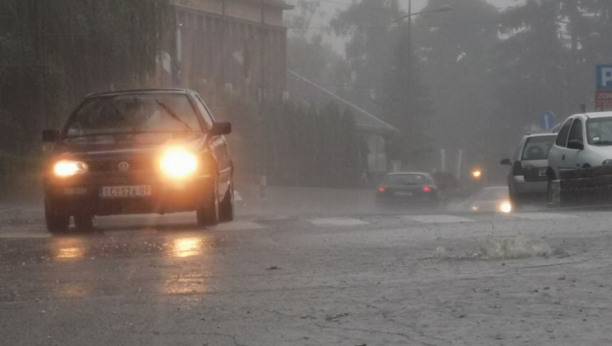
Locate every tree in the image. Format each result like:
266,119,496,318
489,0,567,151
413,0,500,168
0,0,171,198
331,0,401,115
380,24,434,167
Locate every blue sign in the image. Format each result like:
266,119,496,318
540,111,555,131
597,65,612,90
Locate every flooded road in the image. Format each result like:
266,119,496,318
2,198,612,345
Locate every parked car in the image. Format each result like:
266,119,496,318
547,112,612,179
500,133,556,208
42,88,233,234
546,112,612,203
376,172,440,207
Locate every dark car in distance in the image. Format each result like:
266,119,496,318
376,172,441,207
500,133,556,208
42,89,233,234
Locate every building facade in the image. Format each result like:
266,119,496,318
158,0,292,101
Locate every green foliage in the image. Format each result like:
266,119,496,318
331,0,401,114
413,0,500,164
220,93,364,188
381,24,434,165
0,0,171,198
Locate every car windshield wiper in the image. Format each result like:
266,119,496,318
592,140,612,145
155,100,193,132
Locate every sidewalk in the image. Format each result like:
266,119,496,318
0,201,44,223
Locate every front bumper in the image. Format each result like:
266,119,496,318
44,172,212,216
512,175,547,194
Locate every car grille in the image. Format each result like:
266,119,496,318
88,159,155,173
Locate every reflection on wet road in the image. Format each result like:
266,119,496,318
171,236,205,258
53,238,86,260
4,208,612,345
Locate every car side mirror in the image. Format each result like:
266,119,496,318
567,139,584,150
500,158,512,166
210,122,231,136
42,129,60,142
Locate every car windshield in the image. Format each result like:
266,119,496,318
64,94,201,137
587,117,612,145
521,136,555,160
384,174,432,185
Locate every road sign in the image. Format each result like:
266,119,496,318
596,90,612,111
596,65,612,111
597,65,612,90
540,111,555,131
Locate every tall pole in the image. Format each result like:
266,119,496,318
260,0,266,101
405,0,412,110
259,0,267,197
220,0,226,86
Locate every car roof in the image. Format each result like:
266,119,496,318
571,111,612,119
85,88,191,98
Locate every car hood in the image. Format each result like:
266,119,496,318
52,132,207,159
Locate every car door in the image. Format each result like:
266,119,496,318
548,118,574,177
564,118,585,169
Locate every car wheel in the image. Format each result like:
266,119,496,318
197,183,219,227
45,199,69,234
73,213,94,232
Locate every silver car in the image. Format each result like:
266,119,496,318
501,133,556,207
547,112,612,179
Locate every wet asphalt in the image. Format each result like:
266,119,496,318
3,201,612,345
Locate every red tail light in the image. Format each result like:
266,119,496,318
378,187,386,193
423,186,432,193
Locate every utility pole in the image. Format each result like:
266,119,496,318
403,0,412,118
258,0,267,198
220,0,226,86
260,0,266,101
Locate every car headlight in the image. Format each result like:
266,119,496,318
161,151,198,177
54,161,88,177
499,201,512,214
603,160,612,166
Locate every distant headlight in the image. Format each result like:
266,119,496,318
161,151,198,177
602,160,612,166
54,161,88,177
500,201,512,214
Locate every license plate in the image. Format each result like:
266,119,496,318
100,185,151,198
539,168,547,176
395,191,414,197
